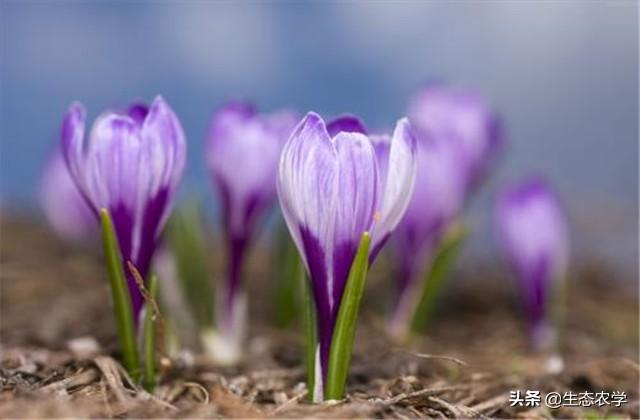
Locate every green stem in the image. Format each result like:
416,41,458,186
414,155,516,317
302,272,317,401
100,209,141,381
143,274,159,392
411,222,466,333
325,232,371,401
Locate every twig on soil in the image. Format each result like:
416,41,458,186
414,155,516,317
428,396,483,419
403,351,468,366
183,381,210,404
100,378,113,418
469,394,509,414
378,384,469,406
93,356,131,403
270,389,307,415
38,368,99,395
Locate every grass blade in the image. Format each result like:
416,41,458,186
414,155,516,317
142,274,159,392
302,273,317,401
274,225,304,328
411,222,466,333
168,203,214,329
100,209,141,381
325,232,370,400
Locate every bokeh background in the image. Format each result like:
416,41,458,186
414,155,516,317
1,0,637,276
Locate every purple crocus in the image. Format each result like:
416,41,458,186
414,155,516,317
408,83,503,192
40,148,95,241
495,178,569,349
277,112,417,400
61,97,186,322
388,135,468,338
206,102,297,349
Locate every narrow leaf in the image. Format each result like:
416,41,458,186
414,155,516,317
100,208,141,381
274,225,304,328
302,273,317,401
325,232,371,400
142,274,159,392
168,202,214,328
411,222,467,333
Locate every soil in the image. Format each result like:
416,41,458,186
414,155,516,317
1,215,638,418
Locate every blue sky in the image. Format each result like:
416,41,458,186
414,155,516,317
1,1,637,270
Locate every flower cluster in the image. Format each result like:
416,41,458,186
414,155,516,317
42,84,568,399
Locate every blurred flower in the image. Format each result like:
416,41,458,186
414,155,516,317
206,102,297,354
388,135,468,338
277,112,416,400
61,96,186,321
408,83,503,192
39,147,95,241
495,178,569,348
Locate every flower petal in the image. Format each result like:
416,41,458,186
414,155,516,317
326,114,368,137
370,118,417,258
207,102,290,237
331,131,378,306
60,102,90,209
126,103,149,126
277,112,337,276
40,148,95,240
495,178,568,332
496,178,568,285
408,84,503,191
277,112,338,372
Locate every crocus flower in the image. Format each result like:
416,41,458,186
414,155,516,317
495,178,569,349
61,97,186,322
388,135,468,338
40,148,95,241
206,102,297,352
277,112,417,401
408,83,503,192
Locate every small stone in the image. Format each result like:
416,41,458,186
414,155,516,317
67,336,100,359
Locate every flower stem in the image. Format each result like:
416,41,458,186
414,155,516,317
411,222,466,333
325,232,370,401
142,274,159,392
100,209,141,381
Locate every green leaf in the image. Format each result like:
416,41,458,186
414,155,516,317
100,209,141,381
274,225,304,328
325,232,371,400
167,202,214,329
302,272,317,402
411,221,466,333
142,274,159,392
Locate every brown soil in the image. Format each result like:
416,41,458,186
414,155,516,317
1,215,638,418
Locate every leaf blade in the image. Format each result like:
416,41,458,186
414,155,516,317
100,208,141,381
325,232,371,400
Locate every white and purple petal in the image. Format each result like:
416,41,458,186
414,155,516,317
369,118,417,259
207,102,293,239
60,97,186,321
390,134,467,321
408,84,503,192
495,178,569,331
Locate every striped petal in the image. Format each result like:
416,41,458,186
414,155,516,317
369,118,417,258
207,102,294,238
495,178,568,342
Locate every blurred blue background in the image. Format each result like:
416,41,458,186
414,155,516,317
1,1,637,272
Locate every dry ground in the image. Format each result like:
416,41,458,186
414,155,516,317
0,216,638,418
